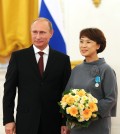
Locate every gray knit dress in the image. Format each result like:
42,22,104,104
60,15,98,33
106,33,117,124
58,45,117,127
65,58,118,134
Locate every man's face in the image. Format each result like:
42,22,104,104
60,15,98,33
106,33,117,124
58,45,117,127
31,20,53,50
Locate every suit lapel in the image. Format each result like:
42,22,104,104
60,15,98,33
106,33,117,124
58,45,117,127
27,46,55,80
43,48,55,79
27,46,42,80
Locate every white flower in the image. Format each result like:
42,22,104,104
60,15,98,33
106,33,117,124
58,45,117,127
61,101,67,109
73,95,80,102
92,97,98,103
78,103,84,110
66,107,71,114
72,89,79,94
78,116,85,122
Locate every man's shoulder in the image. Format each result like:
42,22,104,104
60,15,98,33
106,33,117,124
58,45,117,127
51,48,69,58
12,46,32,55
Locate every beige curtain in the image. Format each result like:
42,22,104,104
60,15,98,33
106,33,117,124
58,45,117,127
0,0,38,63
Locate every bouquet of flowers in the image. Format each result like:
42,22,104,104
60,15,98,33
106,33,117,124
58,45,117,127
58,89,99,129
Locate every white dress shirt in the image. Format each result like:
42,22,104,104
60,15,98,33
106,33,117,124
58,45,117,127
33,45,49,71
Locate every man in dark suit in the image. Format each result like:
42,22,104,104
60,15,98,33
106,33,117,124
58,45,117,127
3,17,71,134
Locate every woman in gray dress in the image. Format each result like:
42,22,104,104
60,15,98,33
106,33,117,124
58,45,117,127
65,28,118,134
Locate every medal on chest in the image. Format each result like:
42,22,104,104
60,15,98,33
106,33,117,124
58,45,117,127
95,76,101,87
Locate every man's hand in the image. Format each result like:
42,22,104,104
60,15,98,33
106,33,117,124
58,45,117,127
61,126,70,134
5,122,16,134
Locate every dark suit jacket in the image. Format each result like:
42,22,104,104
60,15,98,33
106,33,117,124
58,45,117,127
3,45,71,134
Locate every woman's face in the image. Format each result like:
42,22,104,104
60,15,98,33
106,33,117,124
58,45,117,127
79,36,100,60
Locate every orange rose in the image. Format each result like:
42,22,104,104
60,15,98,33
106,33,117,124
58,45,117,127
89,102,98,112
82,109,92,120
69,106,78,117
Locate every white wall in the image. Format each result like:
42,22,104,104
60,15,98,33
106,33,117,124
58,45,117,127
62,0,120,133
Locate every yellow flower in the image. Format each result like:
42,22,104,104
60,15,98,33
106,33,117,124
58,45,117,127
61,94,70,102
66,107,71,114
82,109,92,120
59,88,98,128
76,89,86,96
66,95,75,106
89,102,98,112
69,106,78,117
92,113,97,118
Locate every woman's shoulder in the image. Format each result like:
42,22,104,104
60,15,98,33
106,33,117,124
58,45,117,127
100,60,114,71
99,60,116,76
71,63,85,74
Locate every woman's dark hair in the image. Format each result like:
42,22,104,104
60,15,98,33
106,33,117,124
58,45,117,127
79,28,106,53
